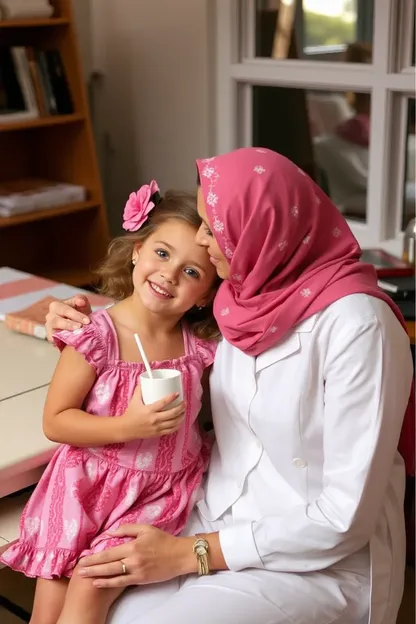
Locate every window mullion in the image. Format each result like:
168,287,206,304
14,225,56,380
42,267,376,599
214,0,239,154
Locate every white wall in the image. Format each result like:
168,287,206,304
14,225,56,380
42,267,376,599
73,0,214,233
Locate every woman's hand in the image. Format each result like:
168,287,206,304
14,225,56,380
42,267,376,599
45,296,92,341
121,385,185,440
78,524,197,588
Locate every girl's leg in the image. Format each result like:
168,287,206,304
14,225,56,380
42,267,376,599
57,564,124,624
30,577,69,624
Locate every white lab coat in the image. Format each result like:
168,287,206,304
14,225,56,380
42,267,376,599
109,294,413,624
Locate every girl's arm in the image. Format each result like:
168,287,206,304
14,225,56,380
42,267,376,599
43,345,125,446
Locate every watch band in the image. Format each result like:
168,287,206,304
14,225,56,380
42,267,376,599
192,537,210,576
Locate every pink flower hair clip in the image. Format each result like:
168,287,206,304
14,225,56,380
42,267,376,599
122,180,161,231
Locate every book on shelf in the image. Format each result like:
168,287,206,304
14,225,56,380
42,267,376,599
0,267,112,340
0,45,73,123
0,0,54,20
0,178,87,217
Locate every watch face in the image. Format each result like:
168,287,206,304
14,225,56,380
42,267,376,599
193,538,209,555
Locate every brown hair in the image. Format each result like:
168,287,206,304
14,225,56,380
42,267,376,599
96,190,220,341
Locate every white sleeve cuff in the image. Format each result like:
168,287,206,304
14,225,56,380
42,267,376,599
219,522,264,571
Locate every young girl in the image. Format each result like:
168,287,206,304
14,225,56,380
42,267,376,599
0,183,219,624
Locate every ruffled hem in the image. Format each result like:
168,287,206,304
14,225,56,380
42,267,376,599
0,543,78,579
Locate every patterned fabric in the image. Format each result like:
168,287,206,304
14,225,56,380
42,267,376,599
0,310,216,578
196,147,414,476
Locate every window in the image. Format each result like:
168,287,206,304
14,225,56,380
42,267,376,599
214,0,416,252
255,1,372,61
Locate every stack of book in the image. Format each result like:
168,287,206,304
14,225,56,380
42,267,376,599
0,0,54,20
0,178,87,217
0,45,73,123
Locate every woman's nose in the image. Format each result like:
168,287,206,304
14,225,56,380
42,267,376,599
195,224,208,246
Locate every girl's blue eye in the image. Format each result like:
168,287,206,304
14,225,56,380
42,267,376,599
156,249,168,258
184,268,200,279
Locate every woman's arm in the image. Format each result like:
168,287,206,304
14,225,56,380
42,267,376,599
77,525,228,588
45,296,92,340
43,346,126,446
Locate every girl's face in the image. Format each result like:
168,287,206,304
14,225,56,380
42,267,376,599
132,218,217,317
195,187,230,280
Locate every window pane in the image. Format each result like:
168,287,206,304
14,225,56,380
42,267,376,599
403,98,415,229
255,0,373,62
251,85,370,221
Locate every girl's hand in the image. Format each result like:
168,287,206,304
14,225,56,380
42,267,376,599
45,296,92,340
78,524,196,588
121,385,185,440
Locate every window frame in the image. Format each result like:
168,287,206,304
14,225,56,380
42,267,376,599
213,0,415,253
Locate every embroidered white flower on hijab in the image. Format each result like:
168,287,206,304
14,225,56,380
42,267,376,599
291,206,299,217
254,165,266,174
332,227,341,238
232,274,242,282
220,308,230,316
278,240,288,251
213,218,224,233
300,288,312,298
201,157,215,163
207,191,218,207
202,165,215,179
302,235,311,245
269,326,278,333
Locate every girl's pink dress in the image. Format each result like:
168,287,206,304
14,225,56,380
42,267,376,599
0,310,216,579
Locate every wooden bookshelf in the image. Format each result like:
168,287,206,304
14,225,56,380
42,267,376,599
0,17,70,29
0,112,84,132
0,0,109,287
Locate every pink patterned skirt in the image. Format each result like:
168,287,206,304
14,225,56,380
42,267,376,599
1,445,206,579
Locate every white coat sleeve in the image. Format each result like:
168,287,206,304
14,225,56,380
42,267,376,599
219,308,413,573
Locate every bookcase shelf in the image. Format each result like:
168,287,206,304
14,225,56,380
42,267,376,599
0,199,98,229
0,18,70,29
0,112,84,132
0,0,109,288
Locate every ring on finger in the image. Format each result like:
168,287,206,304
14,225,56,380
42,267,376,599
121,561,127,575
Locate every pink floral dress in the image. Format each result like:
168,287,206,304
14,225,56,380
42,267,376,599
1,310,216,579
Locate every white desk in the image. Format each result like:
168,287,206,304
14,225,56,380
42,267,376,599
0,324,59,498
0,324,59,562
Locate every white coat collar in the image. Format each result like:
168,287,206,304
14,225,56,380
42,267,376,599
255,314,317,374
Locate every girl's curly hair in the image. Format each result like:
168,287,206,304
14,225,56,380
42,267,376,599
96,190,221,341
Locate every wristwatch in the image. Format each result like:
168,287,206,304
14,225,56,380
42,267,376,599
192,536,210,576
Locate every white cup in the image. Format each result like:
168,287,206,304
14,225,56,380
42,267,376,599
140,369,183,409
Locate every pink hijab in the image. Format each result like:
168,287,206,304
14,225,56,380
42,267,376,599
196,147,414,475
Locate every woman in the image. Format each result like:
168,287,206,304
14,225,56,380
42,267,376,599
45,148,414,624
